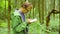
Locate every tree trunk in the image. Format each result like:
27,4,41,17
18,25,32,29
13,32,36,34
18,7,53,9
41,0,44,24
38,0,41,23
4,0,6,20
59,0,60,33
8,0,11,34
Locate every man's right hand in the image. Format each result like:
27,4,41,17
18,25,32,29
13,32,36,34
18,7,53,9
27,18,37,24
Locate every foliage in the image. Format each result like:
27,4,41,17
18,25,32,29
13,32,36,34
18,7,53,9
0,0,8,8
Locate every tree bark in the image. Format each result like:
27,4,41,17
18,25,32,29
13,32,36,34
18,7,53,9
8,0,11,34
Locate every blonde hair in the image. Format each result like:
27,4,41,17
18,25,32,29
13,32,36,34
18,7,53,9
21,2,32,9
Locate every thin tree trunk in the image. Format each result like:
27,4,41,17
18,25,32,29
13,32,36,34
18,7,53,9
59,0,60,33
41,0,44,24
15,0,18,8
55,0,60,33
4,0,6,20
53,0,55,26
46,0,51,34
32,0,35,18
38,0,41,23
8,0,11,34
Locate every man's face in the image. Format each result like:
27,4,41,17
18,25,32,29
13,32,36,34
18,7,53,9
23,4,32,14
25,5,32,13
27,4,32,11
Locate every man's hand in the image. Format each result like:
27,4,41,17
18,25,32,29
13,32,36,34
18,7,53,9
27,18,37,24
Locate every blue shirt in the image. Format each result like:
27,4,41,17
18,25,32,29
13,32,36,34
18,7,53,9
19,11,25,22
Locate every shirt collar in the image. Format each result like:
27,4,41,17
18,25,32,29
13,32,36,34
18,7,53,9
14,9,21,16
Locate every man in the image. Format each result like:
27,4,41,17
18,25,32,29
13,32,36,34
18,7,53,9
11,1,37,34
